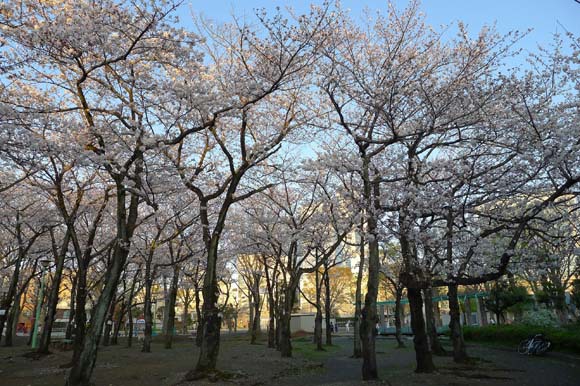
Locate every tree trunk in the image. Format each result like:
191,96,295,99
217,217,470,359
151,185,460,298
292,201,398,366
142,261,154,353
71,264,88,366
462,296,471,326
249,297,254,333
38,231,70,354
324,268,332,346
66,177,139,386
360,295,378,380
66,241,132,386
275,315,281,349
126,268,140,348
4,289,22,347
478,297,488,326
182,297,190,335
423,287,445,355
194,283,203,347
279,282,297,357
434,299,442,327
264,258,277,349
394,287,405,348
353,222,365,358
361,182,380,381
0,219,26,344
164,265,179,349
127,302,134,348
313,268,323,350
265,281,276,349
279,311,292,357
234,309,238,332
192,295,221,374
191,237,222,377
102,293,117,347
267,311,276,348
448,284,468,363
251,301,261,343
408,287,435,373
66,273,77,341
111,300,125,345
250,277,261,344
314,306,323,351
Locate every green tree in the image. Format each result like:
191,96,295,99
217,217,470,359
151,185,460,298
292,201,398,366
484,281,530,324
571,279,580,311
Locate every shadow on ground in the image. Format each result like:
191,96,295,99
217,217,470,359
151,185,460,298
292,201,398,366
1,334,579,386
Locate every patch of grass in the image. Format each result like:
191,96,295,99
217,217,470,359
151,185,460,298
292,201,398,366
461,323,580,354
292,339,342,361
375,339,413,354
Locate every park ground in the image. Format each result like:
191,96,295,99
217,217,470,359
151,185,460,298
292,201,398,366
1,333,579,386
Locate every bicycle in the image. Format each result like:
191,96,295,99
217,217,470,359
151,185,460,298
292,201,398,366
517,334,551,355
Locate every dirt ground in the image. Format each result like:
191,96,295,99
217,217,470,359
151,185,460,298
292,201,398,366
1,333,579,386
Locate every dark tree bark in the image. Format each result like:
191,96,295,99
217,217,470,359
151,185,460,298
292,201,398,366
478,297,488,326
39,229,71,354
66,166,142,386
314,306,323,350
353,218,365,358
394,286,405,348
267,312,276,348
264,256,278,349
324,266,332,346
434,300,442,327
126,266,141,348
424,287,445,356
0,213,40,343
464,296,472,326
142,259,154,353
194,286,203,347
181,290,191,335
279,311,293,357
69,191,109,368
249,271,262,345
4,289,22,347
312,266,324,350
66,272,77,340
111,300,125,345
71,261,89,365
275,314,281,349
302,255,324,351
448,284,468,363
127,302,134,348
360,163,380,381
102,292,117,347
190,232,223,377
67,240,133,385
407,287,435,373
164,264,179,349
279,274,300,358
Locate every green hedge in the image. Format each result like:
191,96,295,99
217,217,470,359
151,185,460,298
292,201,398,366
461,323,580,354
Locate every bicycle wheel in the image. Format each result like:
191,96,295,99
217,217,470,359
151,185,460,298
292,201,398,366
534,341,551,355
518,339,530,354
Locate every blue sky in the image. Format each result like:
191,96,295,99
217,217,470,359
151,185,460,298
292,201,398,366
176,0,580,55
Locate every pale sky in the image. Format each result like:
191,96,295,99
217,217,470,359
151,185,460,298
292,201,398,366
176,0,580,56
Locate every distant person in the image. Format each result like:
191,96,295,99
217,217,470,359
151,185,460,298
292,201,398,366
329,321,334,334
335,322,338,333
345,320,350,333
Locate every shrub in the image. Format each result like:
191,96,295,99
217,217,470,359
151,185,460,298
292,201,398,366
519,309,560,328
462,323,580,354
